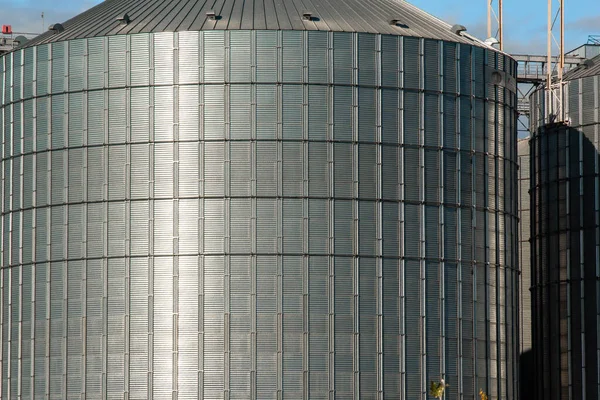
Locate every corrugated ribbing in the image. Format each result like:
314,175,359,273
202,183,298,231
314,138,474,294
518,139,532,358
0,30,518,399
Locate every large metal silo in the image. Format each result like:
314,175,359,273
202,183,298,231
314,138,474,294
0,0,519,398
529,55,600,400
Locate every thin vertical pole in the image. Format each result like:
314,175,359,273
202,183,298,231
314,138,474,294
499,0,504,50
559,0,565,120
487,0,492,39
559,0,564,81
487,0,503,49
547,0,552,116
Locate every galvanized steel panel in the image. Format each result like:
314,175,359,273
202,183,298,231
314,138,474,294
308,32,328,84
87,90,104,146
87,37,105,91
108,89,126,144
68,39,85,92
108,36,127,88
154,86,174,142
154,142,174,198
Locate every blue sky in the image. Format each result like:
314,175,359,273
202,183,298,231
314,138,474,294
411,0,599,53
2,0,100,35
2,0,599,54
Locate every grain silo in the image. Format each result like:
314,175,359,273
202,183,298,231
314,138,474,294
529,55,600,400
0,0,519,398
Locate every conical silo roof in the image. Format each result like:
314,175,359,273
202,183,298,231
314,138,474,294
563,53,600,80
23,0,488,48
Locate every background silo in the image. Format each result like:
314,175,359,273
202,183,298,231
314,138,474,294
529,55,600,399
0,0,519,398
518,137,534,399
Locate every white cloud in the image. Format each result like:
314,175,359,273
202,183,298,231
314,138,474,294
567,15,600,33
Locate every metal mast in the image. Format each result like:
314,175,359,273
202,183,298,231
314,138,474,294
547,0,565,122
487,0,503,50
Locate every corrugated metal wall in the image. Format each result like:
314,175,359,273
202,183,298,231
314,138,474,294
529,75,600,400
518,139,531,354
0,30,518,399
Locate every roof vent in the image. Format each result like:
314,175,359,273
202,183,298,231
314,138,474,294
389,19,409,28
116,13,130,25
579,59,595,69
450,24,467,35
14,35,29,46
48,23,64,34
484,37,499,46
206,11,218,20
302,12,313,21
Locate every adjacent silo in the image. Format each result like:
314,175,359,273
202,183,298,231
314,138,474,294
529,55,600,400
517,137,534,399
0,0,519,398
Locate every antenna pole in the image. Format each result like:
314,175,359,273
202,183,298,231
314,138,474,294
487,0,492,38
547,0,565,122
559,0,564,83
499,0,503,50
547,0,552,91
487,0,503,49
